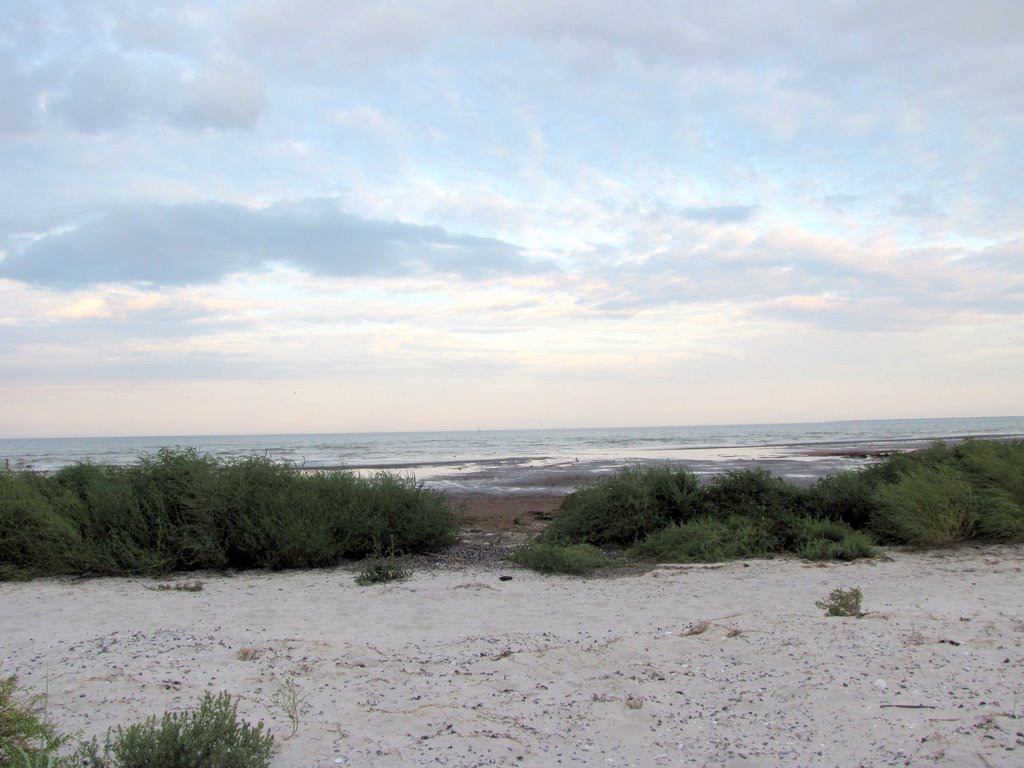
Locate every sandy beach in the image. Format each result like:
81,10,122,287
1,498,1022,767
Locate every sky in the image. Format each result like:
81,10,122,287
1,1,1022,437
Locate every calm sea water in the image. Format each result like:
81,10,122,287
2,416,1022,494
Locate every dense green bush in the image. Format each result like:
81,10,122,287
509,542,612,574
542,466,700,547
75,692,273,768
0,450,458,579
811,469,883,529
627,515,777,563
4,439,1022,578
524,439,1024,572
700,469,814,522
871,465,977,547
785,517,877,561
0,473,84,580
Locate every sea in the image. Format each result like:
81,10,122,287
2,416,1022,495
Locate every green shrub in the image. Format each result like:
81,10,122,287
971,490,1024,541
785,517,876,561
628,516,777,563
956,439,1024,503
79,691,273,768
815,586,864,617
543,466,699,546
0,471,83,580
53,463,172,575
871,465,977,547
0,451,458,580
509,542,612,575
700,469,814,522
811,470,882,529
0,676,63,767
952,440,1024,542
343,472,459,558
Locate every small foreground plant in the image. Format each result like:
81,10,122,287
815,586,864,617
0,676,64,767
76,690,273,768
269,676,308,739
355,557,410,586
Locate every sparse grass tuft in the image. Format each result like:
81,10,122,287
355,558,410,586
145,582,203,593
269,677,308,740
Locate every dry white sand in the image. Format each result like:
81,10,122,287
2,546,1022,767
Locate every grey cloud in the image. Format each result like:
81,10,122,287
0,200,550,288
45,52,265,133
48,52,151,133
232,0,1023,108
236,0,443,75
3,3,265,135
0,50,42,132
172,68,266,130
681,205,757,224
891,191,941,218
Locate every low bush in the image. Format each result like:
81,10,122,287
815,586,864,617
871,465,977,547
541,440,1023,567
784,517,876,561
0,471,84,581
951,439,1024,542
700,469,814,523
77,691,273,768
628,516,777,563
0,451,459,579
336,471,459,558
542,466,699,547
810,469,883,529
509,542,612,575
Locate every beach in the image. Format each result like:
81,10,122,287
1,494,1022,768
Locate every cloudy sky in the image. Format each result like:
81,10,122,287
1,1,1022,437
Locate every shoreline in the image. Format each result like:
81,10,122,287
6,426,1023,494
2,545,1021,767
